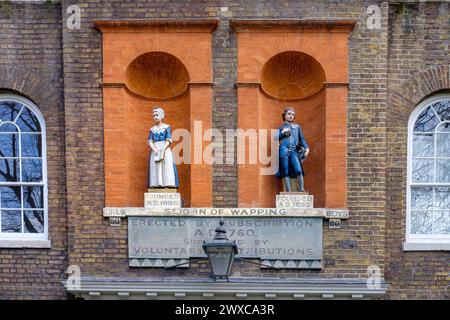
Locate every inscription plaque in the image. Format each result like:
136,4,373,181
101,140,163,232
144,192,181,208
128,217,322,262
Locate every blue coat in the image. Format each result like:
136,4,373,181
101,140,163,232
275,123,308,178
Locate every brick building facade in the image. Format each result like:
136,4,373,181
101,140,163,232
0,0,448,299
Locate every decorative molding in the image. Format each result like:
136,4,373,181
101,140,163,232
129,258,190,268
230,19,356,33
65,277,388,300
103,207,349,219
260,259,322,269
403,242,450,251
0,240,51,249
324,82,350,88
100,82,213,101
94,18,220,33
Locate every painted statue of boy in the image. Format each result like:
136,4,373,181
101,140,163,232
274,107,310,192
147,106,179,188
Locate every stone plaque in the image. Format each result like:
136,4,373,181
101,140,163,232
325,209,349,219
328,218,341,229
125,207,325,217
103,207,127,217
276,194,313,209
109,217,121,227
128,217,322,263
144,192,181,208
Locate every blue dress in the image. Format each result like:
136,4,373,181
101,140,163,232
148,124,179,188
275,123,308,178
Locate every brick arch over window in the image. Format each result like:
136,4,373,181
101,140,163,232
0,65,60,109
390,65,450,114
387,65,450,250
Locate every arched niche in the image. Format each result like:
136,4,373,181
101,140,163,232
122,51,192,207
258,51,327,207
97,19,217,208
125,52,190,100
233,20,353,208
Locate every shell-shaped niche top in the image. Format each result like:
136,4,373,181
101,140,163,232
261,51,326,100
125,52,190,99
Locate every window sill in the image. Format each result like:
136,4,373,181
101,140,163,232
0,239,51,249
403,242,450,251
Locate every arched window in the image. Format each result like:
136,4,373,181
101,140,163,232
0,94,47,242
407,94,450,245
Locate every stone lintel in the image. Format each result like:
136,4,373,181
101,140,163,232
103,207,349,219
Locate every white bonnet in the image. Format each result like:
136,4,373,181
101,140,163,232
153,106,165,120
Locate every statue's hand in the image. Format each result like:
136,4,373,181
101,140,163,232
305,148,310,157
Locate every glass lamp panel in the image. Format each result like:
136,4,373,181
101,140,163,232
206,246,234,277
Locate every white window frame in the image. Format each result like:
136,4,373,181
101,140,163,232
405,93,450,251
0,93,49,247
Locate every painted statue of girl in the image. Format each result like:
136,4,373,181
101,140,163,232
274,107,310,192
147,106,179,188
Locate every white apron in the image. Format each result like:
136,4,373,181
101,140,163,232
149,140,176,187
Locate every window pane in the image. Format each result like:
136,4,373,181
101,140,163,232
411,187,433,209
412,159,434,182
0,159,20,182
0,186,21,208
433,100,450,121
1,210,22,233
433,211,450,234
436,122,450,132
0,123,18,132
23,186,43,209
24,210,44,233
0,101,22,123
21,159,42,182
411,211,432,234
414,106,439,132
16,107,40,132
0,133,19,157
434,187,450,209
21,134,41,157
436,159,450,183
413,134,434,157
436,133,450,157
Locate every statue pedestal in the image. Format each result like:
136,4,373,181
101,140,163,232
147,188,177,193
145,190,182,209
276,193,313,209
